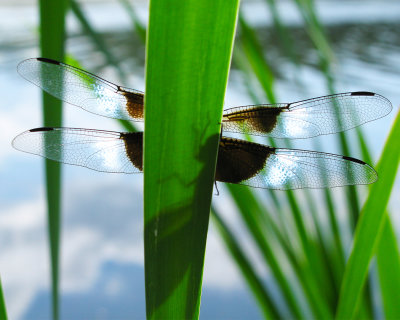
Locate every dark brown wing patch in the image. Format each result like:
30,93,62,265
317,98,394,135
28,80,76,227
121,132,144,171
222,106,285,135
216,137,273,184
121,90,145,120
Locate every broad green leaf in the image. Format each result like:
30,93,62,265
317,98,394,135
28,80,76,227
39,1,67,319
144,0,239,318
335,110,400,319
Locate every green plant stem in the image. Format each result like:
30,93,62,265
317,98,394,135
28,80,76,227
39,1,67,319
377,217,400,319
69,0,126,80
0,277,7,320
118,0,146,42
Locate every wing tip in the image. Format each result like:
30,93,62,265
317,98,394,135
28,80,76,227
351,91,393,114
11,130,29,151
342,155,378,184
12,127,56,151
17,57,61,74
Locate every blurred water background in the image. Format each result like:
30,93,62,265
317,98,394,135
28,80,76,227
0,0,399,318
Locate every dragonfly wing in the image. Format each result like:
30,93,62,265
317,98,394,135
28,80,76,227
17,58,144,121
12,127,143,173
222,92,392,139
217,137,377,190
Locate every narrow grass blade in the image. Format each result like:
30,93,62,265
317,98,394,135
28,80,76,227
304,191,340,307
227,185,305,319
263,0,299,65
118,0,146,42
335,110,400,319
377,217,400,319
292,0,335,67
237,14,325,285
69,0,126,80
356,124,400,318
298,1,362,231
65,12,136,133
226,183,332,319
39,1,67,319
211,207,282,319
0,277,7,320
293,2,376,316
233,32,333,317
238,14,276,103
285,190,333,318
144,0,239,318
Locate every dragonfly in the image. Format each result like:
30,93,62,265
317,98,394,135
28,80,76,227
12,58,392,190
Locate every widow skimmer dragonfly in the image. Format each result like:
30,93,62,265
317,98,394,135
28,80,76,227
12,58,392,190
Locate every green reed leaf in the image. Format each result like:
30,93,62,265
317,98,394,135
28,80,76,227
377,217,400,319
143,0,239,318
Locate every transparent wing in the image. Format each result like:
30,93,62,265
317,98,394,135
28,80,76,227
217,137,377,190
12,129,378,189
17,58,144,120
222,92,392,139
12,127,143,173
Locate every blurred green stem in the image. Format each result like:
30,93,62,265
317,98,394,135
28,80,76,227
40,0,68,319
0,277,7,320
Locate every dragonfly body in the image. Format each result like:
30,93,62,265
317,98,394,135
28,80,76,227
13,58,392,190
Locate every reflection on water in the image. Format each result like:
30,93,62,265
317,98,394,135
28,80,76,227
1,0,400,319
